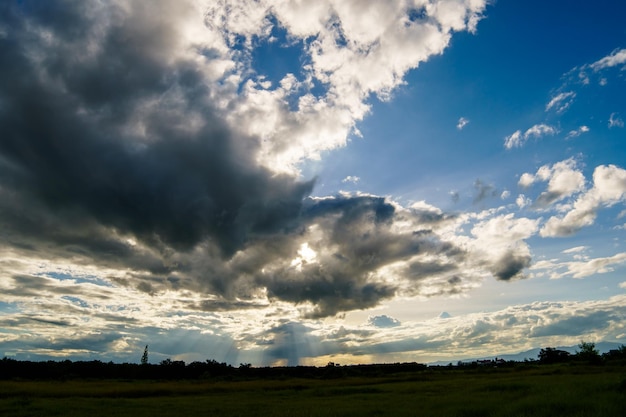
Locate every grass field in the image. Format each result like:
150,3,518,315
1,364,625,417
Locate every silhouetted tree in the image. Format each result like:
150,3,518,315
576,341,601,364
538,347,571,364
141,345,149,365
602,344,626,362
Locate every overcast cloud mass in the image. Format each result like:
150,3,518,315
1,0,625,365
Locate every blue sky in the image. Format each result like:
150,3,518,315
1,0,625,366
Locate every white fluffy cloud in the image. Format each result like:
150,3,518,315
516,194,531,208
468,213,540,281
203,0,488,172
541,164,626,237
518,159,585,208
504,124,557,149
457,116,470,130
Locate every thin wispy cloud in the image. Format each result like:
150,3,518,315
590,48,626,71
546,91,575,113
566,125,590,139
609,112,624,128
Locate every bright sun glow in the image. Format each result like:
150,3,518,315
290,243,318,270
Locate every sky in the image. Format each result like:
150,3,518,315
1,0,625,366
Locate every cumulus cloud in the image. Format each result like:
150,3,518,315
517,159,585,209
504,124,557,149
0,0,496,321
204,0,488,171
470,213,540,281
525,124,558,139
541,164,626,237
518,174,535,188
516,194,531,209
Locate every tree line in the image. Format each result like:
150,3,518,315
536,342,626,365
1,342,624,380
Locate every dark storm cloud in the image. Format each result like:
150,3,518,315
0,0,313,258
1,1,390,317
0,1,509,318
254,195,466,317
0,0,315,300
488,250,532,281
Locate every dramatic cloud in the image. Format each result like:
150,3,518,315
0,0,494,322
469,213,539,281
2,1,624,365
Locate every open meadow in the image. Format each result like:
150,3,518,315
1,364,625,417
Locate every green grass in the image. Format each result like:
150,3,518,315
1,364,625,416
